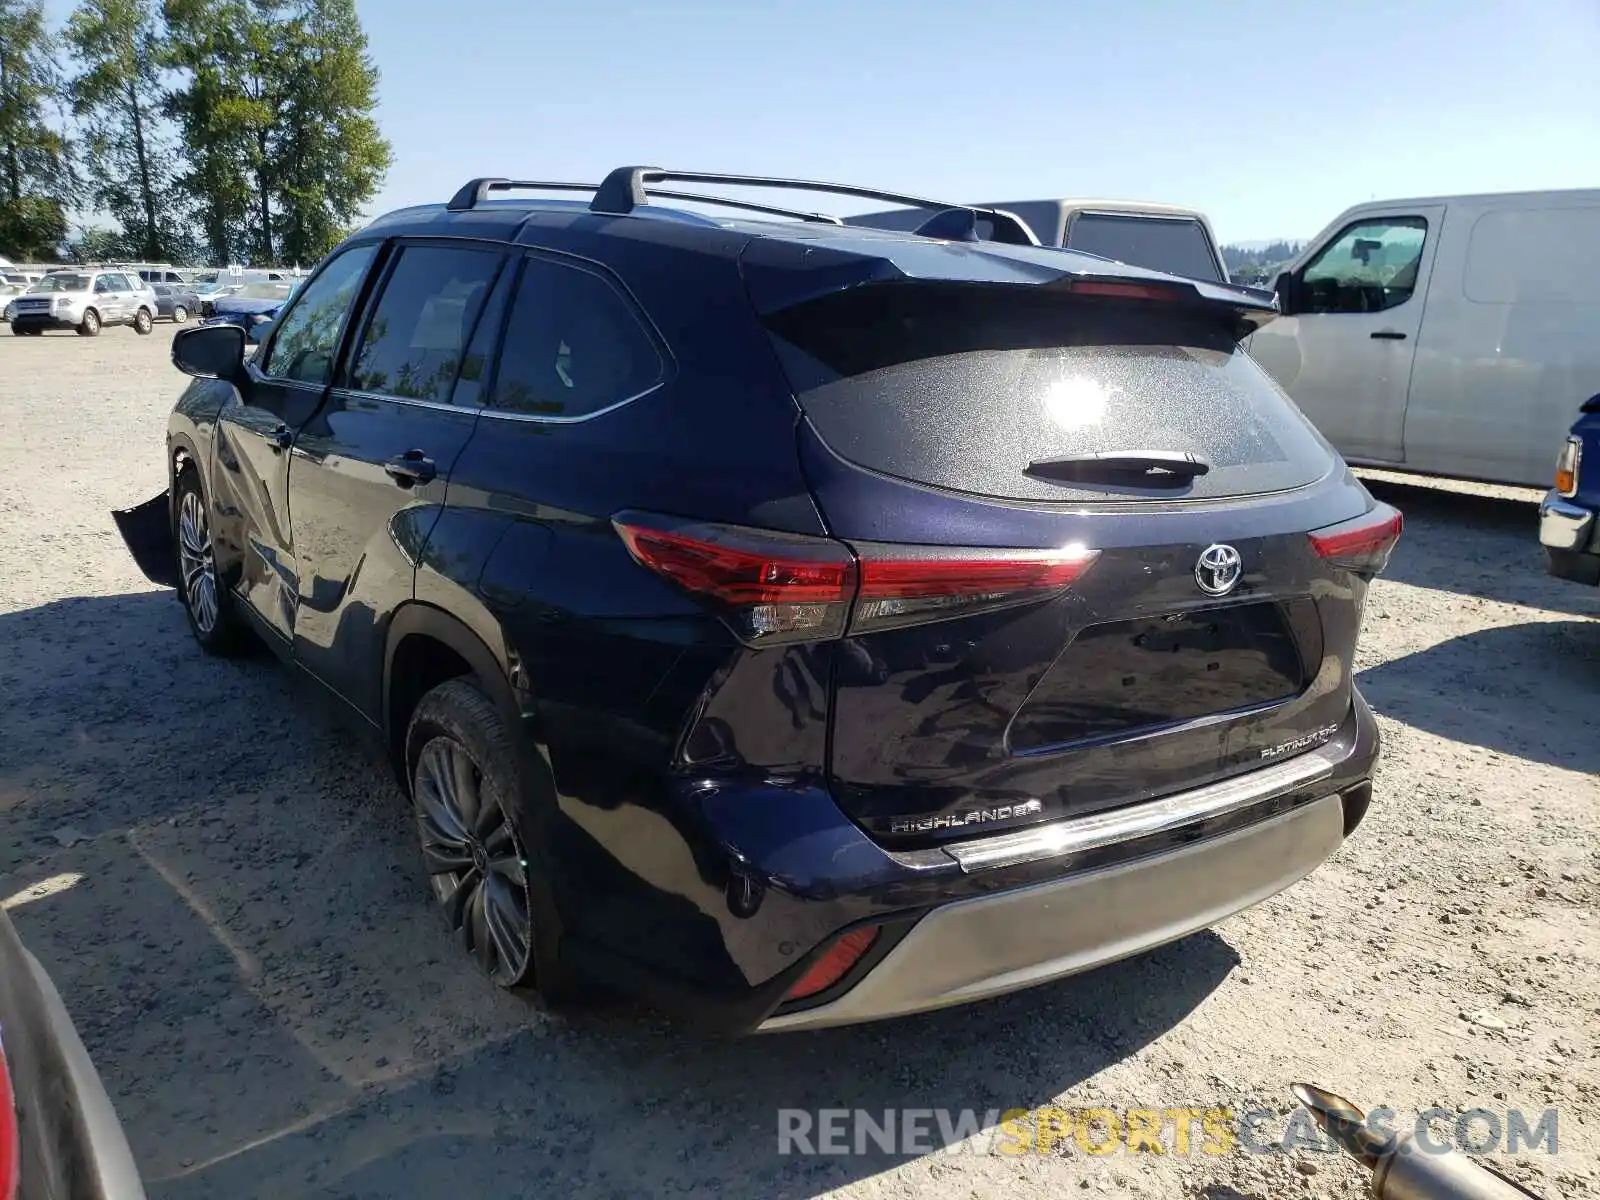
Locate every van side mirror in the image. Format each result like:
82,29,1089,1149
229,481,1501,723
172,323,246,383
1272,271,1297,316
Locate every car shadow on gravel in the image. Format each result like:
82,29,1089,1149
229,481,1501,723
1,589,1242,1199
1361,478,1600,615
1357,617,1600,774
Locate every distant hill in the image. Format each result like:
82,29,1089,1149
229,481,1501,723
1221,239,1305,283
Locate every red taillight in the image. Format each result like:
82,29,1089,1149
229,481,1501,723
614,517,857,645
1,1039,18,1200
1067,279,1187,303
785,926,879,1001
616,514,1099,644
853,543,1099,633
1309,504,1403,575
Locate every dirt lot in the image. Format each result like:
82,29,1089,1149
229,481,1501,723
1,329,1596,1199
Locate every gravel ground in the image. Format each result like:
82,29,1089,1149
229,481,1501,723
1,330,1596,1200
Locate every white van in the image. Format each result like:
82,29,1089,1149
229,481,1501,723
1248,189,1600,488
847,199,1231,284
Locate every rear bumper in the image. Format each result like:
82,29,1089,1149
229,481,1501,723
561,690,1379,1035
760,791,1345,1031
1540,492,1600,585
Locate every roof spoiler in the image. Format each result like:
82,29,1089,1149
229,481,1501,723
739,238,1280,336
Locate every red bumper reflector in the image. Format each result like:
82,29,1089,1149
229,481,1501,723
785,926,880,1001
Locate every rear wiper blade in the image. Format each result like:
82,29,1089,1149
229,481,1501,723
1024,450,1212,487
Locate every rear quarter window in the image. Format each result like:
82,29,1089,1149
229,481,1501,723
487,256,665,419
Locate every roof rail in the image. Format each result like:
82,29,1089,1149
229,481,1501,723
590,167,1040,245
445,177,842,225
445,170,1036,244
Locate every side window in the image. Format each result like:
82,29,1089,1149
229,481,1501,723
345,245,504,403
257,244,378,386
93,275,114,294
489,257,664,418
1299,217,1427,314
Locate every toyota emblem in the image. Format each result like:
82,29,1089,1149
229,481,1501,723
1194,544,1243,596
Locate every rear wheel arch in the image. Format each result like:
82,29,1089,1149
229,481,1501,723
384,603,522,775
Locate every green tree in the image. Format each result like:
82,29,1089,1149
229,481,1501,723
0,191,63,256
66,0,186,261
0,0,73,257
271,0,389,265
164,0,278,263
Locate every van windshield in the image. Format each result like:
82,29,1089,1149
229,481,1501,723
1066,214,1225,283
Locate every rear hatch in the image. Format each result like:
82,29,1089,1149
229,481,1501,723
744,248,1387,843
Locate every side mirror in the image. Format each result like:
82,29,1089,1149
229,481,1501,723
1272,271,1297,316
172,323,246,382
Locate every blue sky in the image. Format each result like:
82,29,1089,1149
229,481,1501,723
42,0,1600,244
355,0,1599,243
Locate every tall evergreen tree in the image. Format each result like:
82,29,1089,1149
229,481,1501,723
272,0,389,265
164,0,278,263
0,0,72,257
66,0,186,260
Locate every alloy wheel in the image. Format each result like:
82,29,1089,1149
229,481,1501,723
413,736,533,985
177,487,219,634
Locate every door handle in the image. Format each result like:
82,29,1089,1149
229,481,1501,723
384,450,437,487
1370,330,1407,340
268,424,293,451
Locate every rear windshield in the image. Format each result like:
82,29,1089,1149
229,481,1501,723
765,285,1333,504
1066,214,1224,283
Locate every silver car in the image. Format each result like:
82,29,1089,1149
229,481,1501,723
8,270,159,337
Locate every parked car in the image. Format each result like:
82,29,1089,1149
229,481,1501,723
849,198,1232,283
8,270,157,337
188,274,231,316
200,281,297,342
150,283,200,323
0,904,147,1198
1539,397,1600,586
114,166,1397,1034
1247,189,1600,489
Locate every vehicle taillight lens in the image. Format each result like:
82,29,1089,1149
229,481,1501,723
1555,437,1581,498
785,926,880,1001
615,514,1098,644
1309,503,1403,575
1,1040,19,1200
851,543,1099,633
1067,279,1187,303
613,516,857,645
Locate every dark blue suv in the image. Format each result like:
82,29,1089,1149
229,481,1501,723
1540,398,1600,586
115,168,1397,1033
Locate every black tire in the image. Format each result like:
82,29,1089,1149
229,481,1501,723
133,307,153,335
171,305,187,324
406,678,578,1002
173,466,249,655
77,308,100,337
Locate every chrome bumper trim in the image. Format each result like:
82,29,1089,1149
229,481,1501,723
1539,492,1595,552
759,793,1345,1032
943,743,1338,873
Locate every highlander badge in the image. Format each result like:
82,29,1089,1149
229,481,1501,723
890,799,1043,836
